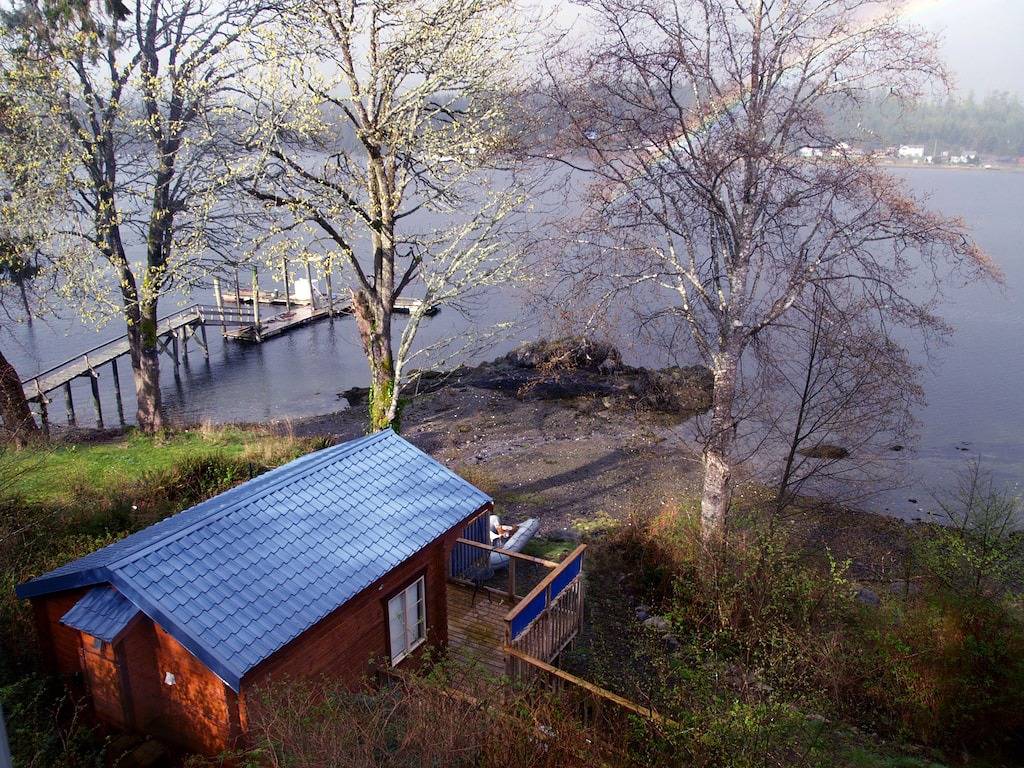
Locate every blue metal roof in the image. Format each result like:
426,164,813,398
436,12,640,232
61,587,141,642
17,430,491,691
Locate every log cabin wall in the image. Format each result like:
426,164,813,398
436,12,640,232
147,622,242,754
240,514,481,710
31,589,88,675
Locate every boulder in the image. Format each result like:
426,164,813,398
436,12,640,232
502,337,623,373
854,587,880,608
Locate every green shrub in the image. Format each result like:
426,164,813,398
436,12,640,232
0,673,108,768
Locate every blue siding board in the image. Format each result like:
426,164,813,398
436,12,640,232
18,430,490,691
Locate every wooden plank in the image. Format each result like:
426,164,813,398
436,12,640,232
505,544,586,624
455,538,559,568
503,647,678,727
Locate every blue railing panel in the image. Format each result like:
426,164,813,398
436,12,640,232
510,590,547,639
450,513,490,580
549,550,583,600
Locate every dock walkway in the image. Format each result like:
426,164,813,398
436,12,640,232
20,304,249,431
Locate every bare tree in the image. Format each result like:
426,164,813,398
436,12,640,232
238,0,531,431
7,0,276,431
542,0,998,541
758,287,921,513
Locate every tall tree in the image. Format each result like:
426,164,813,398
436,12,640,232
544,0,998,541
0,50,71,446
239,0,529,431
7,0,275,431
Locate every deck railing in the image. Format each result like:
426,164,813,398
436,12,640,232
449,535,559,602
504,544,586,675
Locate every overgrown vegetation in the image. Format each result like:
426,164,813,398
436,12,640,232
189,662,671,768
0,426,329,767
565,471,1024,767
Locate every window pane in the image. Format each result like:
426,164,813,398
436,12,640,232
414,578,426,640
388,592,405,659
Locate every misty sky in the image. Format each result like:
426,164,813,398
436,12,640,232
538,0,1023,98
914,0,1024,96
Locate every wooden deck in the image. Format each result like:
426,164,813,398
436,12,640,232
446,582,511,678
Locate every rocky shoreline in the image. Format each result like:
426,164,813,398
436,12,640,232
340,337,714,424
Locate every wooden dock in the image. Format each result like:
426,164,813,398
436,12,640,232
20,266,439,430
20,304,249,431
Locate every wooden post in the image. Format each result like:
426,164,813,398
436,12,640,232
199,323,209,359
213,276,227,333
304,260,317,310
234,270,241,306
508,558,517,600
181,327,189,362
251,266,261,328
110,359,125,426
89,372,104,429
171,329,180,370
63,381,76,426
324,262,334,316
282,258,291,310
250,266,260,342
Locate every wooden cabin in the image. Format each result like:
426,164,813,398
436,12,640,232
16,430,501,755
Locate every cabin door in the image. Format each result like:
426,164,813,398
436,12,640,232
79,634,129,729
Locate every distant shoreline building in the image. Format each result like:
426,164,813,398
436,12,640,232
897,145,926,160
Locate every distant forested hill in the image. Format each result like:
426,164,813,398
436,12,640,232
841,92,1024,156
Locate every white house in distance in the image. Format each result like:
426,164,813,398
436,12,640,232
898,145,926,160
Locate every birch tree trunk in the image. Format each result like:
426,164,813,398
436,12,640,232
701,348,739,539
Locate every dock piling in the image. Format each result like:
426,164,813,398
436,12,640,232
110,359,125,425
171,330,180,370
282,259,291,311
63,381,75,426
251,266,261,340
304,261,317,310
324,262,334,316
199,323,209,359
213,277,227,333
89,372,104,429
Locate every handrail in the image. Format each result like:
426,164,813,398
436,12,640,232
505,544,586,625
503,646,679,728
21,304,204,384
454,537,559,569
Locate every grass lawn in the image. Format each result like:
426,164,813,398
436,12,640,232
1,427,292,505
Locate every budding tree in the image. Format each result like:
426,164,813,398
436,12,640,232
7,0,275,431
0,48,72,446
544,0,998,541
239,0,530,431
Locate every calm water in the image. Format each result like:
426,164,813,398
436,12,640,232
5,168,1022,519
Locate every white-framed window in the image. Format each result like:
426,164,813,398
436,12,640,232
388,576,426,665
